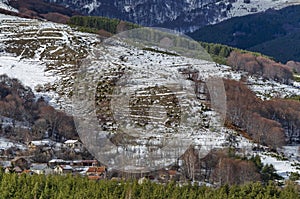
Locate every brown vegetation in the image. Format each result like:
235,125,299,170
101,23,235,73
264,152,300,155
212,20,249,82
261,99,300,144
227,51,293,84
7,0,79,23
286,60,300,73
212,157,260,185
224,80,285,149
40,12,70,24
0,74,77,142
181,148,261,185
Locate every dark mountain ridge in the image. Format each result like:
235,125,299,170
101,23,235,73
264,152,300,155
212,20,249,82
188,5,300,63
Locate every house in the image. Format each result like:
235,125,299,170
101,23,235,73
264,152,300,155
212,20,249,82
138,177,148,184
48,159,68,168
81,160,98,166
54,165,73,175
30,164,53,175
71,160,98,167
64,140,83,152
156,169,180,182
11,157,30,170
28,140,53,151
86,166,106,178
73,166,88,174
158,170,169,181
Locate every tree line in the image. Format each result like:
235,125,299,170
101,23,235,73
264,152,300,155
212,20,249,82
224,79,300,147
180,146,285,186
228,51,293,84
0,170,298,199
0,74,77,143
68,16,139,35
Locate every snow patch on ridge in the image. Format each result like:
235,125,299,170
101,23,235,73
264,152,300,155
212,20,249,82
0,0,18,13
83,0,101,14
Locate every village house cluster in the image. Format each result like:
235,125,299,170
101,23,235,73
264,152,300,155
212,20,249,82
0,139,107,180
0,138,184,182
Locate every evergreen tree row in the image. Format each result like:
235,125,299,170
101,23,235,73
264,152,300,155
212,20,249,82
68,16,139,34
0,170,298,199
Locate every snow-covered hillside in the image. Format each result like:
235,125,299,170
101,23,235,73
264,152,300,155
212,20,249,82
227,0,300,18
0,0,18,12
0,13,99,109
0,13,299,177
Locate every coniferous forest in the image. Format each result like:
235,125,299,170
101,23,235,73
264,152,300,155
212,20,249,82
0,170,299,199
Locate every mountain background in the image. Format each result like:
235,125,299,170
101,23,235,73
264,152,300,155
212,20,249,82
188,5,300,63
3,0,300,63
40,0,300,32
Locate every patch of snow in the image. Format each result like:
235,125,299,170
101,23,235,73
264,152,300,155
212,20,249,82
294,81,300,88
124,5,131,12
280,146,300,161
83,0,101,14
0,13,99,110
228,0,300,19
259,152,300,179
0,56,57,89
247,76,300,100
0,0,18,13
64,139,79,144
0,137,27,150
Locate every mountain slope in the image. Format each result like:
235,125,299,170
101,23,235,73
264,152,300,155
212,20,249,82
0,12,299,178
248,32,300,63
189,5,300,62
40,0,300,32
0,0,18,12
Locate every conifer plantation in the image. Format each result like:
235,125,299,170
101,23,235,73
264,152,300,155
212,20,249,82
0,170,299,199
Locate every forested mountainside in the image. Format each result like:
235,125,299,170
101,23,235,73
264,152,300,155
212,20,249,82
189,5,300,63
7,0,299,32
4,0,300,63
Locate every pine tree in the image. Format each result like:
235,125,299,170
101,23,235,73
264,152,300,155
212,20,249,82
261,164,283,183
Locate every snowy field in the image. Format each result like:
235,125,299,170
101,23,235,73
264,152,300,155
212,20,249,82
0,137,27,150
259,152,300,179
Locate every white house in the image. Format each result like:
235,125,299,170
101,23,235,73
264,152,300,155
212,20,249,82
54,165,73,175
64,140,83,152
30,164,53,175
28,139,53,150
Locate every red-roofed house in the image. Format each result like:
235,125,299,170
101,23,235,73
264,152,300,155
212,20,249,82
86,166,106,178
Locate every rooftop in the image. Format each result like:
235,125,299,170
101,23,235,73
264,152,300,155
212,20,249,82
64,140,80,144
